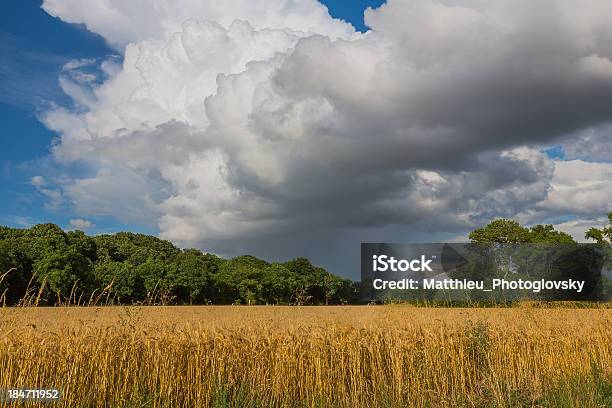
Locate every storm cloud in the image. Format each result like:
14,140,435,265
39,0,612,277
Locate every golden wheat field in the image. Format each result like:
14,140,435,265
0,306,610,407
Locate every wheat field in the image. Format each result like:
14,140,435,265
0,306,610,407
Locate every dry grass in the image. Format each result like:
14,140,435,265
0,306,610,407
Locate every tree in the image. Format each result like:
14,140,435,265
211,256,267,304
169,249,216,304
528,224,575,244
469,219,530,244
0,223,356,305
0,239,30,304
470,219,576,244
585,212,612,244
585,212,612,300
261,263,298,304
93,256,136,303
67,230,98,262
33,247,93,302
285,257,315,276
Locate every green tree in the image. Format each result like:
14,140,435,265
211,256,267,304
528,224,575,244
585,212,612,301
169,249,217,304
32,247,93,302
285,257,315,276
0,239,31,304
0,223,358,305
261,263,298,304
466,220,579,301
93,253,140,303
20,224,94,303
469,219,530,244
585,212,612,244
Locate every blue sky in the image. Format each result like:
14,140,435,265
0,0,384,233
0,1,112,229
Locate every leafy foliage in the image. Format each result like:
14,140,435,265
464,218,610,301
0,224,357,306
585,212,612,244
470,219,576,244
0,216,605,305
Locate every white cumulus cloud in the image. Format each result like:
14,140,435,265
41,0,356,49
69,218,95,230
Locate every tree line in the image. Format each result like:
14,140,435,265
0,224,358,306
0,213,609,306
462,217,611,301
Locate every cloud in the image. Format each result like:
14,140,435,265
69,218,95,230
41,0,356,49
561,124,612,162
535,160,612,217
552,217,609,243
39,0,612,275
65,167,164,227
30,176,46,188
31,175,63,209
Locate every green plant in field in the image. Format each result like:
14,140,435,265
465,320,491,373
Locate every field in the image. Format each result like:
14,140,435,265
0,306,610,407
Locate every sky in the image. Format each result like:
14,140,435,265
1,0,611,278
0,0,382,234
